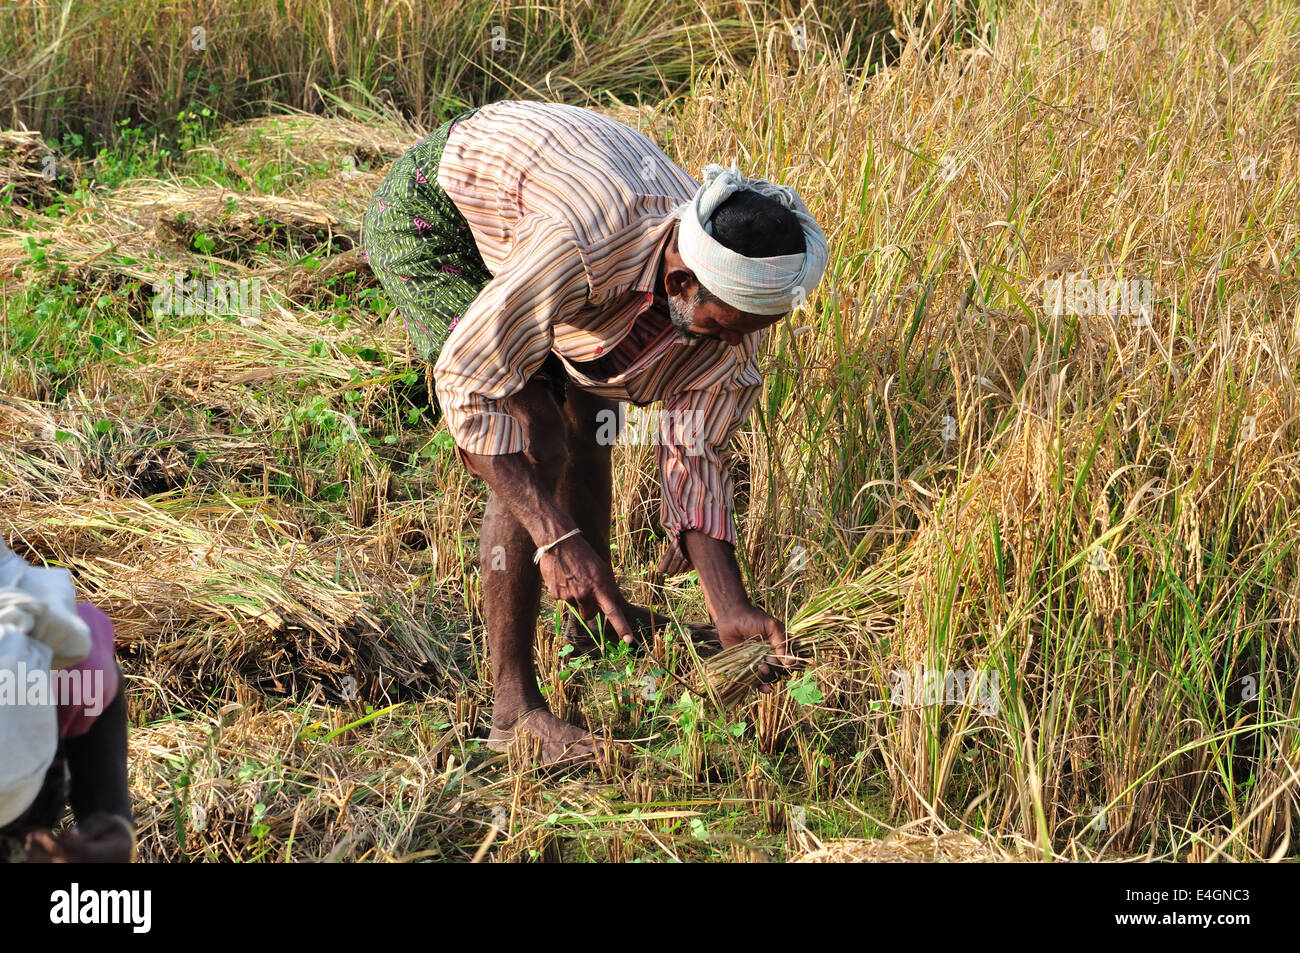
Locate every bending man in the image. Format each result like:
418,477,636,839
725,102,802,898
361,100,828,765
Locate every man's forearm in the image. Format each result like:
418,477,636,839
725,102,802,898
463,449,576,546
682,530,752,621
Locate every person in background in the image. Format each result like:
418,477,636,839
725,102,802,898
0,542,133,863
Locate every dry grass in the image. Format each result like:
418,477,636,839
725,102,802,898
0,130,67,210
791,827,1017,862
0,1,893,142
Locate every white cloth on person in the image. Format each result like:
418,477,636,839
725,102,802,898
673,162,829,315
0,542,92,829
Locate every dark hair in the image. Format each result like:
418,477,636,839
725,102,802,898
710,188,806,257
695,188,805,308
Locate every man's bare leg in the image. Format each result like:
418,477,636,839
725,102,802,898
479,381,613,764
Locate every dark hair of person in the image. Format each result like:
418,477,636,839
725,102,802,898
696,188,805,307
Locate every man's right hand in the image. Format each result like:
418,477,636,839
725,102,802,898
538,534,636,644
460,420,635,643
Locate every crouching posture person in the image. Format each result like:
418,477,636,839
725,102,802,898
0,544,133,862
362,100,828,765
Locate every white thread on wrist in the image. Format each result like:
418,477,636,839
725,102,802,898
533,528,582,564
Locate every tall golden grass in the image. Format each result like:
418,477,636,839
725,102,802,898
0,0,892,141
1,0,1298,860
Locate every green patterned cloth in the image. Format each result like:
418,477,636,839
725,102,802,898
361,107,492,360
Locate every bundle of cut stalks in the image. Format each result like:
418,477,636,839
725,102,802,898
700,630,842,708
283,246,376,303
112,183,354,251
211,112,418,171
697,549,913,706
791,830,1014,863
0,130,59,209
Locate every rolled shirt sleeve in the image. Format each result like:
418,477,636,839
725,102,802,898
656,351,762,553
433,214,589,455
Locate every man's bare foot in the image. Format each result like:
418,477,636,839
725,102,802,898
486,709,622,766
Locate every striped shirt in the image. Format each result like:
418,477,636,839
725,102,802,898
433,100,763,547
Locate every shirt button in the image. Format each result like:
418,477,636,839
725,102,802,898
594,345,603,355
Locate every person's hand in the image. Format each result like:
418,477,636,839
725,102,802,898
538,534,636,644
715,602,795,691
24,812,134,863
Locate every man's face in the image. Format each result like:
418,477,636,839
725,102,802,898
667,285,784,346
660,222,788,346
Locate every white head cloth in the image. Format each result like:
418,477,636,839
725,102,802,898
673,162,829,315
0,541,92,829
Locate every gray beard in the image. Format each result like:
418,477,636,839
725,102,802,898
668,288,701,343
